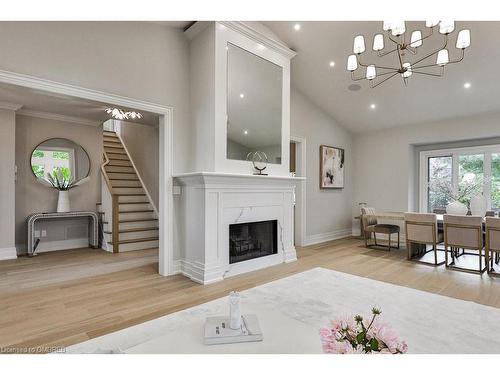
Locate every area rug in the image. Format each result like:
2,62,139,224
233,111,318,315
65,268,500,354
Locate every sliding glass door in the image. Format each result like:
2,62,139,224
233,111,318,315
420,146,500,213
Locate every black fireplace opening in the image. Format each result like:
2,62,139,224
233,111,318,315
229,220,278,264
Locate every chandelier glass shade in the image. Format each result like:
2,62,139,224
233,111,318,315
105,108,143,120
347,21,471,88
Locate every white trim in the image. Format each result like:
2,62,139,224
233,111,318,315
0,247,17,260
115,127,159,216
419,143,500,212
159,113,174,276
290,135,307,247
0,69,172,115
219,22,297,59
0,101,23,111
0,69,174,275
17,109,101,127
303,228,352,247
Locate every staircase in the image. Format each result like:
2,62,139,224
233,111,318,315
99,130,159,252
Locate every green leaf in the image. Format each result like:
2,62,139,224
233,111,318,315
356,332,365,344
370,338,379,351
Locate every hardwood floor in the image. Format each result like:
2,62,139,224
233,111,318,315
2,237,500,353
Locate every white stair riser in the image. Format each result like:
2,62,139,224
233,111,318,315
118,195,148,203
108,172,138,179
119,211,156,221
113,187,144,195
117,221,158,230
107,160,132,166
105,166,135,173
119,230,159,241
119,203,152,212
118,240,159,252
111,180,142,187
104,143,124,148
107,154,129,161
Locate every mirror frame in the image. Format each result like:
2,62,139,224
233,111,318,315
214,22,293,176
30,137,91,182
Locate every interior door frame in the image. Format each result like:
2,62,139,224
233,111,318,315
0,69,174,276
290,135,306,246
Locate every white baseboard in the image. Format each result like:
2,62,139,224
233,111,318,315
16,238,90,255
0,246,17,261
303,228,352,247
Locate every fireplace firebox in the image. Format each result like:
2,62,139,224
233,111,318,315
229,220,278,264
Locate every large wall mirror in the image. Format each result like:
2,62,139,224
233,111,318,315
226,43,283,164
31,138,91,184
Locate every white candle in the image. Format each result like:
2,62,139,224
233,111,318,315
229,291,242,330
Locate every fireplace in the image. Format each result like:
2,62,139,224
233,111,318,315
229,220,278,264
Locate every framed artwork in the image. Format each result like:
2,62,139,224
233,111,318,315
320,145,345,189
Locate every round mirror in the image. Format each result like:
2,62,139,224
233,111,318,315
30,138,91,185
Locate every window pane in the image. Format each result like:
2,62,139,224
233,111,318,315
428,156,452,212
492,153,500,209
458,154,484,207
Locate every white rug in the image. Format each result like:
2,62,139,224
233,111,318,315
66,268,500,354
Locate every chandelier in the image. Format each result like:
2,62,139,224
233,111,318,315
346,21,471,88
105,108,143,120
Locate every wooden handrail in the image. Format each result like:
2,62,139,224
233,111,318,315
101,150,119,253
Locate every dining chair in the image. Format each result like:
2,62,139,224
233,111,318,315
485,217,500,276
443,214,486,274
404,212,444,266
361,207,400,251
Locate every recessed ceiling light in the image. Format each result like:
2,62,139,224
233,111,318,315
244,130,248,135
329,61,335,67
464,82,471,89
370,104,376,109
239,93,245,99
294,23,301,31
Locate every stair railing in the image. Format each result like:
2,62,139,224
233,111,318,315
101,151,120,253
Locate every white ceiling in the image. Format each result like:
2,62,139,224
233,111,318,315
264,21,500,133
0,82,159,126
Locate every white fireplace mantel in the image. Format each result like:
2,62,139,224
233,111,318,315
174,172,305,284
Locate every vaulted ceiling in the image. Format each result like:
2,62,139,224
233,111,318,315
264,21,500,133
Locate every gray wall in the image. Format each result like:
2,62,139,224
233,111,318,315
352,110,500,217
290,88,353,241
15,115,102,251
0,21,192,174
0,109,16,254
119,121,159,208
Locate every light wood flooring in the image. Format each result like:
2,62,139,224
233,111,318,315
2,237,500,353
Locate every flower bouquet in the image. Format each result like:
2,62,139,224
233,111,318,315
319,308,407,354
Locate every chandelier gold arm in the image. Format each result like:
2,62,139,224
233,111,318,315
369,72,399,88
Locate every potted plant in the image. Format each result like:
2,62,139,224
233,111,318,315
37,169,89,213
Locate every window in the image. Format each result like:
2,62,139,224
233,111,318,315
427,155,452,212
420,145,500,212
31,147,74,180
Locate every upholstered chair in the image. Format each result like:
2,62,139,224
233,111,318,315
443,214,485,274
485,217,500,275
361,207,400,251
404,212,444,266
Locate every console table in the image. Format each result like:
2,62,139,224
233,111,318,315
27,211,99,255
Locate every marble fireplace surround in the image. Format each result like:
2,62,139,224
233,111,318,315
174,172,304,284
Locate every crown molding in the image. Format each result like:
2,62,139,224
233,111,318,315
219,21,297,59
0,101,23,111
17,109,102,127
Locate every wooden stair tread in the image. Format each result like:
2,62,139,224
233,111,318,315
119,210,154,213
103,138,121,143
104,144,124,149
103,227,158,234
107,171,136,175
119,201,149,204
108,236,159,245
109,178,139,181
105,150,127,155
116,193,146,196
108,162,132,166
113,185,143,188
119,218,158,223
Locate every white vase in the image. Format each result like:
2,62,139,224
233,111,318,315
57,190,70,213
470,193,487,217
446,200,468,215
